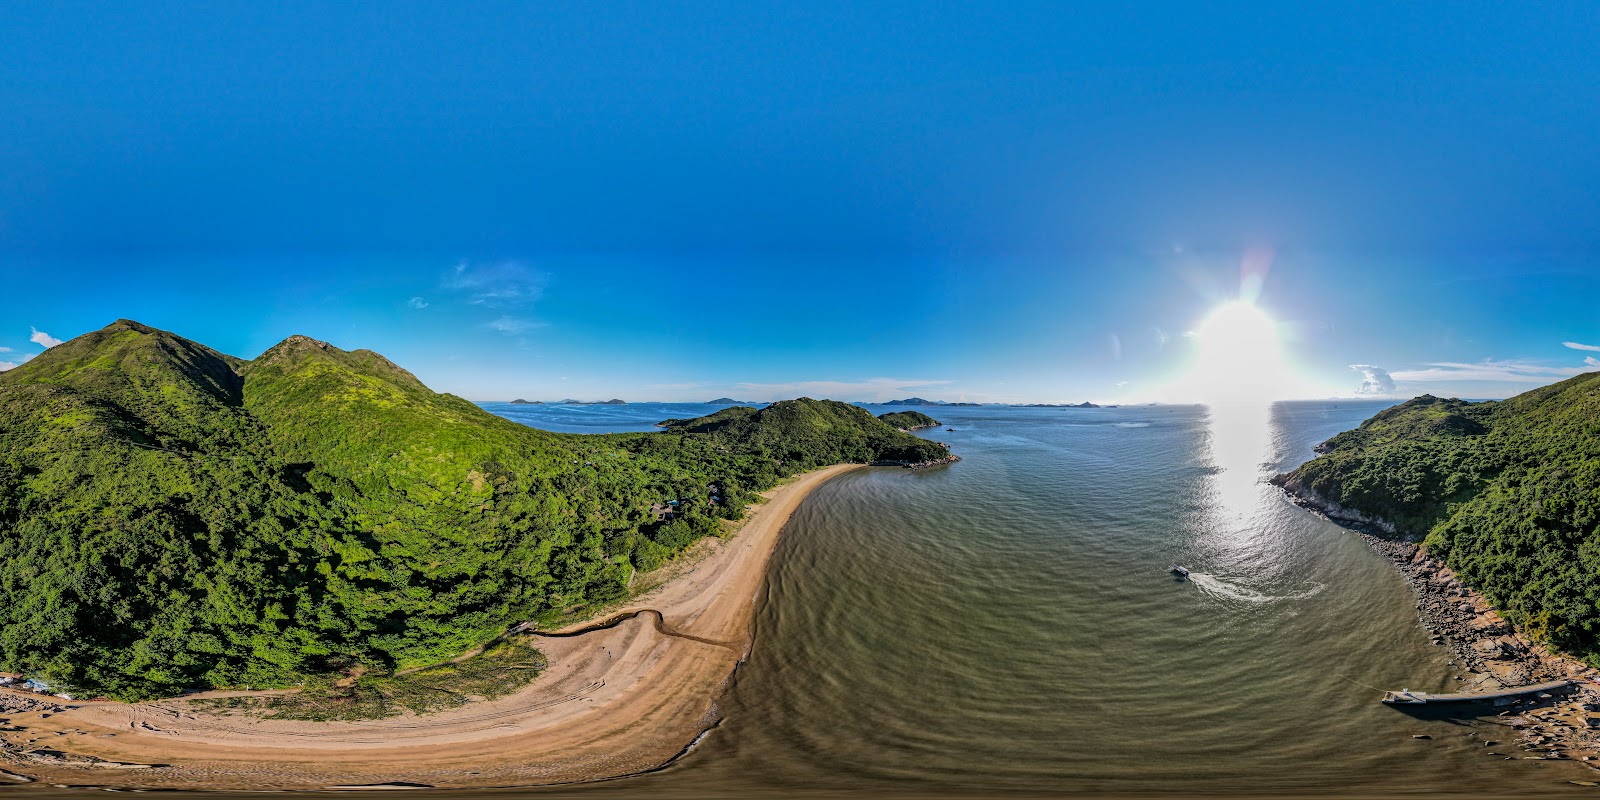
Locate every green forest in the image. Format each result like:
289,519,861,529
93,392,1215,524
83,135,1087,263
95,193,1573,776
0,320,950,701
1279,374,1600,662
877,411,940,431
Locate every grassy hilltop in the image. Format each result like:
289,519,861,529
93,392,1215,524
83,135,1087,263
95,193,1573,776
0,320,950,700
877,410,940,431
1277,373,1600,661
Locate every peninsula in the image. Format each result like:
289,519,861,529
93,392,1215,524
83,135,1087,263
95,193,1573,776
1276,375,1600,758
0,320,952,788
878,410,940,431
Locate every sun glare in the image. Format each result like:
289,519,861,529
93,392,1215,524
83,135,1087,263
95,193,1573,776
1181,301,1292,405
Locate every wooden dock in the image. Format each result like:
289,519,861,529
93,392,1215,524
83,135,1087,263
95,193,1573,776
1381,679,1574,705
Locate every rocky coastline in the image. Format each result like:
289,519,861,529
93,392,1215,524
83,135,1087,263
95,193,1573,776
1275,479,1600,770
872,454,961,470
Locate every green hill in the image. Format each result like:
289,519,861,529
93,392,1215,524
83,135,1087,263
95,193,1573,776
0,320,952,700
878,410,940,431
1276,374,1600,661
660,399,948,467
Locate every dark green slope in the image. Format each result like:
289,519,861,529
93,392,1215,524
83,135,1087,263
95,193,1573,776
1278,373,1600,660
662,398,948,466
878,410,940,431
0,321,953,699
0,321,334,697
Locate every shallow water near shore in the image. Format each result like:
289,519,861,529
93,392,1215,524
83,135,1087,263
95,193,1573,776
20,401,1591,797
470,400,1594,795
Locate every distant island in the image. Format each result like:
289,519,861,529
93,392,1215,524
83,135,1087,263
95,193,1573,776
705,397,757,405
562,398,627,405
509,398,543,405
878,410,940,431
1015,402,1100,408
878,399,982,407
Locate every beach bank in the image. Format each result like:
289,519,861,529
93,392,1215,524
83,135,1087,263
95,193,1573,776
1277,482,1600,768
0,464,866,791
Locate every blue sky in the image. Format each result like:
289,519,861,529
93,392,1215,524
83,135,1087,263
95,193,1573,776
3,3,1597,402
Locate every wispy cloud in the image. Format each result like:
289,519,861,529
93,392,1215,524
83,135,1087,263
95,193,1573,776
0,362,16,372
0,346,11,353
407,296,429,309
486,315,544,335
1588,356,1600,368
734,377,952,402
1350,364,1396,395
1563,341,1600,352
443,261,547,307
1390,359,1598,383
30,328,62,348
442,261,548,336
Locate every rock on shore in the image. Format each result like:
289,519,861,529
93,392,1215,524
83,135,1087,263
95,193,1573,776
1275,482,1600,767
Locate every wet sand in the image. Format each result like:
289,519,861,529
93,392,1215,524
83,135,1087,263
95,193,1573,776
0,464,865,791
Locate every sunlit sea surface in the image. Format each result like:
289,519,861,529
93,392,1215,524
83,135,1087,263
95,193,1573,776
51,401,1589,798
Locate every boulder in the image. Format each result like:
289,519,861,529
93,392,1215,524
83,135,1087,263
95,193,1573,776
1470,614,1511,636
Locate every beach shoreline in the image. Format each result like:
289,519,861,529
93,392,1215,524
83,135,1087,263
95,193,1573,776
0,464,867,791
1275,483,1600,768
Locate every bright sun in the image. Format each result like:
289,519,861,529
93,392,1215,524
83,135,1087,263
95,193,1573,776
1182,301,1292,404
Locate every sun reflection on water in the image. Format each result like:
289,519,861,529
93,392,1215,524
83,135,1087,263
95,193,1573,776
1206,400,1274,518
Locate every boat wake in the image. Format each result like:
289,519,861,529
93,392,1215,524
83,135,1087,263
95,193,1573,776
1187,572,1325,604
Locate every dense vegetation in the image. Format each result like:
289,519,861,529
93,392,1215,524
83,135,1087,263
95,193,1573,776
660,400,947,467
878,410,940,431
1278,375,1600,662
0,320,950,700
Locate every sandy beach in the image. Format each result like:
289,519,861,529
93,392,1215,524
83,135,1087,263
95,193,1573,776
0,464,864,790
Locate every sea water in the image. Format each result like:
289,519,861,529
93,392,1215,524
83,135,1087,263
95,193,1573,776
498,402,1598,794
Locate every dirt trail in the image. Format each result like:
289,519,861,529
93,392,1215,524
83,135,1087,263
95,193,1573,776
0,464,864,790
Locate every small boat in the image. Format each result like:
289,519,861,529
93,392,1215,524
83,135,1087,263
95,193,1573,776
1380,679,1573,705
945,428,955,432
1169,564,1190,579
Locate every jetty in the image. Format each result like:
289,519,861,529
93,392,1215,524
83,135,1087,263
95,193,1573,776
1381,679,1574,705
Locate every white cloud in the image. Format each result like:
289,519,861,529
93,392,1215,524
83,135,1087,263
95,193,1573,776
733,377,952,402
1588,356,1600,367
486,315,544,335
30,328,62,348
443,261,547,307
1563,341,1600,352
1390,359,1598,383
0,346,10,353
407,296,429,309
0,361,16,372
1350,364,1396,395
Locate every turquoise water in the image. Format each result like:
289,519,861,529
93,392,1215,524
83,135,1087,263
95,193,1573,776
481,400,1591,795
